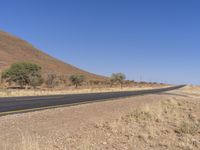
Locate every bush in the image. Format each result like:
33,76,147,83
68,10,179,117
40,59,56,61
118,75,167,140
175,121,200,135
1,62,43,89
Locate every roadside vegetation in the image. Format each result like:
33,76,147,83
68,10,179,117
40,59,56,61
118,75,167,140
0,62,165,97
69,74,85,88
1,62,43,89
0,62,130,89
110,73,126,88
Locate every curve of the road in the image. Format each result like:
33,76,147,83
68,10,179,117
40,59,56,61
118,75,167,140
0,85,185,116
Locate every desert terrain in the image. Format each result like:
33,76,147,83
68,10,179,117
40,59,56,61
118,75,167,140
0,85,199,150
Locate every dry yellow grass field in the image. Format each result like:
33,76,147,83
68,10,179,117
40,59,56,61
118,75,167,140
0,85,166,97
0,85,199,150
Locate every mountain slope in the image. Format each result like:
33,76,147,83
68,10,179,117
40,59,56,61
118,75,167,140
0,30,105,80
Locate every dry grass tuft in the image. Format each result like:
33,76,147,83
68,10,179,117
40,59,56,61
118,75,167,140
175,121,200,135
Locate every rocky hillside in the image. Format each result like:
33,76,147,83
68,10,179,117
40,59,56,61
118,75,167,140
0,30,105,80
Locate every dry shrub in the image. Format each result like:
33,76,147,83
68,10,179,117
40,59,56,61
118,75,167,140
175,121,200,135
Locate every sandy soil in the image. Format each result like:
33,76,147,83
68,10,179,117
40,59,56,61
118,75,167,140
0,86,199,150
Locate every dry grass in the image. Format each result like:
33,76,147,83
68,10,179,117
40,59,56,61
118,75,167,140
175,121,200,135
0,87,200,150
0,86,164,97
180,85,200,97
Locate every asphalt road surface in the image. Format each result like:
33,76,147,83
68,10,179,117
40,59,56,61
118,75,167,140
0,85,185,116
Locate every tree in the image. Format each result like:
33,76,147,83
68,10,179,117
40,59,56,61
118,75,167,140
45,74,58,88
58,75,67,85
30,76,44,89
1,62,43,89
69,74,85,88
110,73,126,88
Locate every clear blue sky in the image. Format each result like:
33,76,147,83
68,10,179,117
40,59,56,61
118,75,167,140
1,0,200,84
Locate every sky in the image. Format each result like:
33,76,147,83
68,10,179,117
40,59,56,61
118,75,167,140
0,0,200,84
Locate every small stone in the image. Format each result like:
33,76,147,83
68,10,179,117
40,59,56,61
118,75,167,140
103,142,107,145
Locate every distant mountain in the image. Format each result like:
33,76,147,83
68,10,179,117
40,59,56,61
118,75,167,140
0,30,105,80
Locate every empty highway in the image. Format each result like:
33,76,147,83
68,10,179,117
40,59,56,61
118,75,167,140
0,85,185,116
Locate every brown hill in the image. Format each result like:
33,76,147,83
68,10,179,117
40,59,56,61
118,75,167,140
0,30,105,80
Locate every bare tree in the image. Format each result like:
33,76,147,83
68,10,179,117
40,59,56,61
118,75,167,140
45,74,58,88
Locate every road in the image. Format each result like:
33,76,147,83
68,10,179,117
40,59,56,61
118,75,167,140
0,85,185,116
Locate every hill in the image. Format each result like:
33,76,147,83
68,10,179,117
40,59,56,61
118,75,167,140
0,30,105,80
